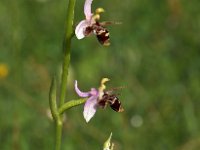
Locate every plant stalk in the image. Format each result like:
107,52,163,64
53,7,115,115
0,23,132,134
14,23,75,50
55,0,76,150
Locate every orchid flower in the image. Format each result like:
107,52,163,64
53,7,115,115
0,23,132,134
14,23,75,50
75,78,110,122
75,0,108,42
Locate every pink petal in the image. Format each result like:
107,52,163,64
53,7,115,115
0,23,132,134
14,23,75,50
84,0,93,20
75,80,90,97
75,20,90,39
90,88,99,96
83,95,98,122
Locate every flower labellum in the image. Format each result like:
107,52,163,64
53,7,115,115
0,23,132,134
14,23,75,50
98,92,124,112
75,78,124,123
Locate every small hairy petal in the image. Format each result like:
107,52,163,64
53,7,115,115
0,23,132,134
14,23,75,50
75,20,90,39
83,95,98,122
75,80,90,97
84,0,93,20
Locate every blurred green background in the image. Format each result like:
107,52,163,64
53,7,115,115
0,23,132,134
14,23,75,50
1,0,200,149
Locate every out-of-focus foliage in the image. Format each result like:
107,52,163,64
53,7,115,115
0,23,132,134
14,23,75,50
0,0,200,149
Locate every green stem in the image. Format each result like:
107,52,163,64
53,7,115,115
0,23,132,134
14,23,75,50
55,119,63,150
55,0,76,150
60,0,76,106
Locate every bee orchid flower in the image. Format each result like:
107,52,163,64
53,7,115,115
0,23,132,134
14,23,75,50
75,0,111,46
75,78,110,122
